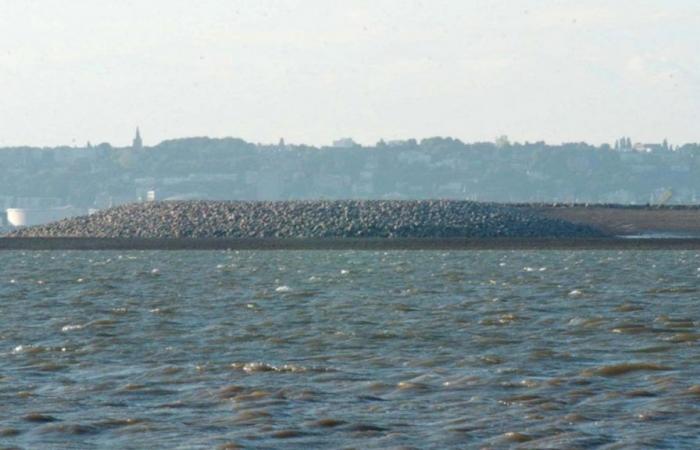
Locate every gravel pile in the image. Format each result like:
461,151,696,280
9,200,605,238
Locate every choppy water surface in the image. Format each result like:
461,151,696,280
1,250,700,449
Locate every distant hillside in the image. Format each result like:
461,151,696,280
0,136,699,210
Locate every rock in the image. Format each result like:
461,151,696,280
10,200,605,239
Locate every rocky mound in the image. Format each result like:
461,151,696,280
9,200,605,239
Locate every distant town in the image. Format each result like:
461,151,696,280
1,130,699,229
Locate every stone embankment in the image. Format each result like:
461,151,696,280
9,200,605,239
519,204,700,236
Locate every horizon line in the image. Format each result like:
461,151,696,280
0,135,695,150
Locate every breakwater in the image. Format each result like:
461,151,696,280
8,200,604,239
521,204,700,237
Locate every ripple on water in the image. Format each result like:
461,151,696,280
610,323,655,334
0,428,21,437
309,418,346,428
233,410,272,423
502,431,533,443
686,385,700,396
217,385,245,399
582,362,672,377
615,303,644,312
663,332,700,343
38,423,101,436
230,361,331,374
2,250,700,448
23,413,59,423
217,443,243,450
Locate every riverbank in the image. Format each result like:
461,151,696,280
521,204,700,236
3,237,700,250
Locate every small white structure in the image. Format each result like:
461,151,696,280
6,207,82,227
146,190,157,202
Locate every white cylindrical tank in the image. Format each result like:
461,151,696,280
6,209,30,227
6,207,81,227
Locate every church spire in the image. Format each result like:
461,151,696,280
132,127,143,150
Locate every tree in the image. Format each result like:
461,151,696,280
495,135,510,148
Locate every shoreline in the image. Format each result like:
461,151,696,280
3,237,700,250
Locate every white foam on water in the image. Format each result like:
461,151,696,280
340,269,350,275
61,324,84,332
568,289,583,297
233,361,309,373
275,285,291,293
10,345,42,354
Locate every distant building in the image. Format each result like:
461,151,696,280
632,143,654,153
132,127,143,150
332,138,359,148
641,143,666,153
146,190,157,202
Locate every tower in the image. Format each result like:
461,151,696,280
132,127,143,150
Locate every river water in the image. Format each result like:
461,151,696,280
1,250,699,449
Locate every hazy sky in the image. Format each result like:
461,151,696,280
1,0,699,147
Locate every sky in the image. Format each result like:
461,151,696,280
0,0,699,147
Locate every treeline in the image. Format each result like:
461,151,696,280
0,137,699,208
